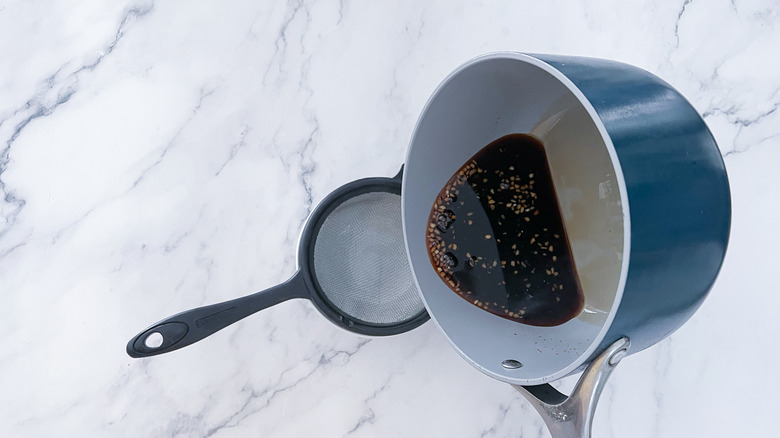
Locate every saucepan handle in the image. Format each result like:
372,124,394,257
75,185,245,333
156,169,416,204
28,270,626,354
511,337,630,438
126,271,309,358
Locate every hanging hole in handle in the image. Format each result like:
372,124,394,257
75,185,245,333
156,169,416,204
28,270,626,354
144,332,164,349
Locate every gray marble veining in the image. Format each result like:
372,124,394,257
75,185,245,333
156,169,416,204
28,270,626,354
1,0,778,436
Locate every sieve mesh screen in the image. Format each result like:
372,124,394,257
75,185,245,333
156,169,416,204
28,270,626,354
312,191,424,325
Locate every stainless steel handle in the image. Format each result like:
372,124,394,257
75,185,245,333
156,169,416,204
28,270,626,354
512,337,630,438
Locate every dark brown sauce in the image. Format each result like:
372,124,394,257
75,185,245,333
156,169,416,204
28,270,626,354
426,134,584,326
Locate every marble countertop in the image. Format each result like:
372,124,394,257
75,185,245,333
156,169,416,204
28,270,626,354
2,1,778,437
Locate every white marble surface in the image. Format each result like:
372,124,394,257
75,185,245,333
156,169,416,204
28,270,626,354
1,0,778,436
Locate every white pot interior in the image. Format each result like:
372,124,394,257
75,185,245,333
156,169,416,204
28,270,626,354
403,53,629,385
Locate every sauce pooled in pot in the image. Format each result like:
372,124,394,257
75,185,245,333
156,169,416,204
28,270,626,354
425,133,584,326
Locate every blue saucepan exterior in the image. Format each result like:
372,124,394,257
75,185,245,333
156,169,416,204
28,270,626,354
531,54,731,358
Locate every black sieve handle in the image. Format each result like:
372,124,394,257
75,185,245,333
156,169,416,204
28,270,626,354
127,271,309,358
392,164,404,181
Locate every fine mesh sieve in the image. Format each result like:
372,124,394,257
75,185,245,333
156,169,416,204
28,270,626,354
312,191,422,325
128,167,428,358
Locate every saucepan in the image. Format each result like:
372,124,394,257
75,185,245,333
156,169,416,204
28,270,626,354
402,52,730,437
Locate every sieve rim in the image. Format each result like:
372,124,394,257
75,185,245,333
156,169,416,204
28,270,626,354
299,173,429,336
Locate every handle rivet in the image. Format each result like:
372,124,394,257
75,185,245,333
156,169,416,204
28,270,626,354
608,348,628,366
502,359,523,369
